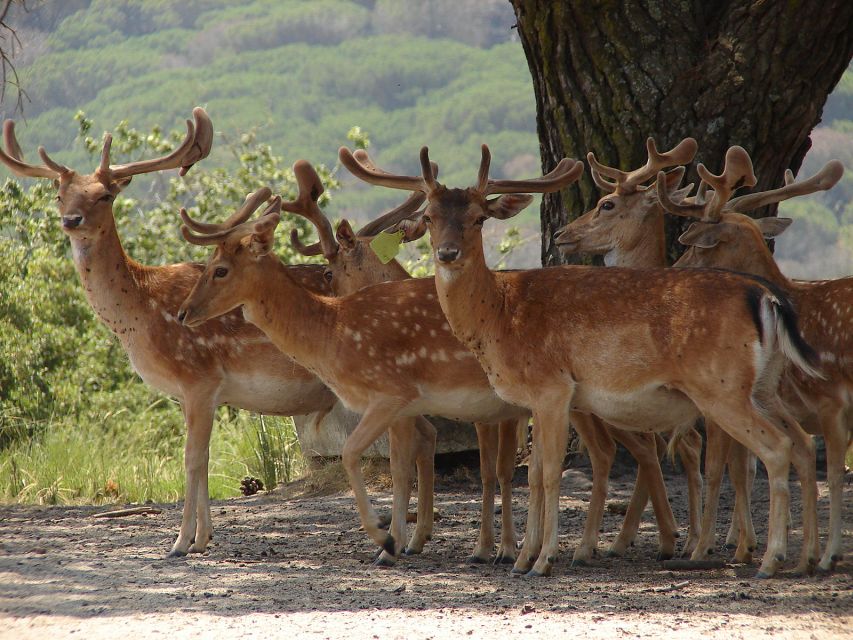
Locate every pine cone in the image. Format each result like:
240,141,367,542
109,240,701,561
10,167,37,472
240,476,264,496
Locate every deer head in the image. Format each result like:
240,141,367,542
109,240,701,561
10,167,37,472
662,150,844,273
339,144,583,270
176,188,283,327
286,153,435,295
0,109,213,242
554,137,697,258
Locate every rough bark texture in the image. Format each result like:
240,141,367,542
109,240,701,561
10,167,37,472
510,0,853,266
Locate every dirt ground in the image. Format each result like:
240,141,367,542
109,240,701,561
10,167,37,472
0,456,850,640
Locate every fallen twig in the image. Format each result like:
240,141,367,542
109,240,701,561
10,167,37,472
93,506,162,518
645,580,690,593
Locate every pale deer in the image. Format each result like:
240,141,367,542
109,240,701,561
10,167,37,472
660,155,848,572
551,137,709,558
0,112,433,560
176,173,688,568
339,143,822,578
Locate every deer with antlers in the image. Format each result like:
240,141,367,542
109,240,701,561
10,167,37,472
0,111,438,561
657,151,848,572
176,165,692,567
339,143,823,578
550,137,710,558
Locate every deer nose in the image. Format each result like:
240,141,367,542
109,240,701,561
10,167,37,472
436,246,460,263
62,215,83,229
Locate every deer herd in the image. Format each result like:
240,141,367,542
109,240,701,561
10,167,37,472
1,107,849,579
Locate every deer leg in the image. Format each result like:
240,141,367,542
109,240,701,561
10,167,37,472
771,403,819,576
526,401,572,577
405,415,436,556
818,401,848,572
494,417,521,564
611,429,678,561
728,442,757,563
568,411,616,567
700,401,794,578
375,418,416,566
676,426,703,557
690,419,732,561
512,426,543,575
169,395,216,558
470,422,499,563
341,400,404,557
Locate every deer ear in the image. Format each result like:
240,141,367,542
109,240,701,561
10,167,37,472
336,219,357,250
246,213,280,256
678,222,725,249
755,216,792,239
487,194,534,220
110,176,133,193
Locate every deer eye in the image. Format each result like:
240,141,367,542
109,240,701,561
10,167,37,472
600,200,615,211
213,267,229,279
421,214,432,225
323,270,333,282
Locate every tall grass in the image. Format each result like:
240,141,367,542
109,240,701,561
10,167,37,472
0,406,305,505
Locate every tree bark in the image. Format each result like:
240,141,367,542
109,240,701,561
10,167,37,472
510,0,853,266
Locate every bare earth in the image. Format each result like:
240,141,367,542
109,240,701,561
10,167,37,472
1,459,850,640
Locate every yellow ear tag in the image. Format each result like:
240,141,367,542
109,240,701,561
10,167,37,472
369,230,405,264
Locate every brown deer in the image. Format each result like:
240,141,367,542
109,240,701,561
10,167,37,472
176,175,687,568
274,157,522,564
659,154,848,572
0,112,435,561
551,137,708,558
339,143,822,578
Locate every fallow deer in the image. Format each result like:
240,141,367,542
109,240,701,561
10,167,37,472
339,143,822,578
660,154,848,572
0,111,435,560
176,173,687,567
551,137,708,558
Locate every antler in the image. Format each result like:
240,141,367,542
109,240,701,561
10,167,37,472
474,144,584,196
586,137,698,195
339,146,438,193
657,145,757,222
282,160,338,260
180,187,273,239
727,160,844,213
0,120,70,178
100,107,213,181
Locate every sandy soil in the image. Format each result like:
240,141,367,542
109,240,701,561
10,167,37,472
0,458,850,639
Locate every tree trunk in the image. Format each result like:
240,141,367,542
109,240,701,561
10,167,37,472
510,0,853,266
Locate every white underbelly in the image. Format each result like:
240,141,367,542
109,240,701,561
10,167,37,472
408,385,527,423
219,371,331,415
572,383,700,433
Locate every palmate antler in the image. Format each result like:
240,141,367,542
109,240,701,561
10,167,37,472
0,108,213,181
180,187,281,246
340,144,582,202
287,154,437,258
586,137,698,195
657,146,757,222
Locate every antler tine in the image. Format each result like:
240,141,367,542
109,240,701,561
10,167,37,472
483,157,584,195
99,133,113,175
656,171,709,219
179,107,214,177
180,213,234,246
180,187,273,234
419,146,438,191
621,137,699,192
282,159,338,260
475,144,491,193
728,159,844,214
37,146,71,175
339,146,428,193
289,230,324,257
696,146,757,221
354,160,436,238
0,120,62,178
586,152,619,193
107,117,196,180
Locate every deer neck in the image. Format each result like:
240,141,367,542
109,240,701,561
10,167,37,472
241,259,337,369
606,212,667,268
68,214,150,333
434,244,505,349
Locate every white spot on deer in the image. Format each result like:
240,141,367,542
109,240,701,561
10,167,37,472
418,347,427,358
413,323,421,332
404,309,411,317
429,329,437,337
426,293,435,300
395,352,418,366
442,322,452,332
392,321,400,328
149,299,158,309
430,349,449,362
821,352,837,364
454,350,474,360
372,318,379,327
161,309,175,323
368,347,376,357
352,331,362,342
